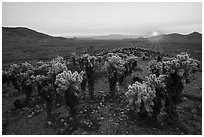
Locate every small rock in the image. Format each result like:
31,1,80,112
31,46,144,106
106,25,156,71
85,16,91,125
82,131,88,135
27,115,32,118
64,122,68,126
47,121,52,126
69,117,73,121
61,119,64,122
60,128,64,134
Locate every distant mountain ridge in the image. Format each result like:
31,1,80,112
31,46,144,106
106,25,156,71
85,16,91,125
73,32,201,43
76,34,139,40
160,32,202,43
3,27,51,38
2,27,66,41
2,27,202,43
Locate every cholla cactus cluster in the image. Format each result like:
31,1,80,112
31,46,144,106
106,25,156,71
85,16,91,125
97,56,103,60
51,56,65,64
35,61,44,66
37,63,50,71
107,52,114,58
163,53,198,80
82,54,98,66
148,60,163,74
146,74,166,90
55,70,84,92
125,81,156,112
21,62,33,71
9,64,21,74
106,55,123,67
82,53,89,59
116,63,126,75
117,53,127,59
88,55,97,61
82,54,97,60
116,82,120,92
162,57,175,62
18,69,34,79
126,55,137,62
31,75,47,84
49,62,67,74
105,54,126,76
2,70,9,76
18,72,29,80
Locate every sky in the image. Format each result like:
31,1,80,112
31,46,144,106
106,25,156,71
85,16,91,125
2,2,202,37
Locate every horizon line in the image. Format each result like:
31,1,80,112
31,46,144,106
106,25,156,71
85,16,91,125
2,26,202,38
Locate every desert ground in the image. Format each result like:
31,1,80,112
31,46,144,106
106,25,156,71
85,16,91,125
2,27,202,135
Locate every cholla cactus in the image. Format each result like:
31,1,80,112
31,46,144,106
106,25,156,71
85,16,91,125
25,70,35,76
37,63,50,71
116,82,120,92
97,56,103,60
162,57,175,62
116,63,126,75
82,54,98,67
82,53,89,58
21,62,33,71
106,55,123,67
2,70,9,76
18,70,35,80
51,56,65,64
31,75,47,84
163,53,198,81
35,61,44,66
125,81,156,112
146,74,166,89
10,64,20,69
126,55,137,62
107,52,114,57
87,55,97,66
18,72,29,80
55,70,84,93
71,53,76,58
105,54,126,76
9,64,21,74
49,62,67,74
148,60,163,75
88,55,97,61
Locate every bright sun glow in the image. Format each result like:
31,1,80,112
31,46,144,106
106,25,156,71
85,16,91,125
148,30,163,47
152,31,159,36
